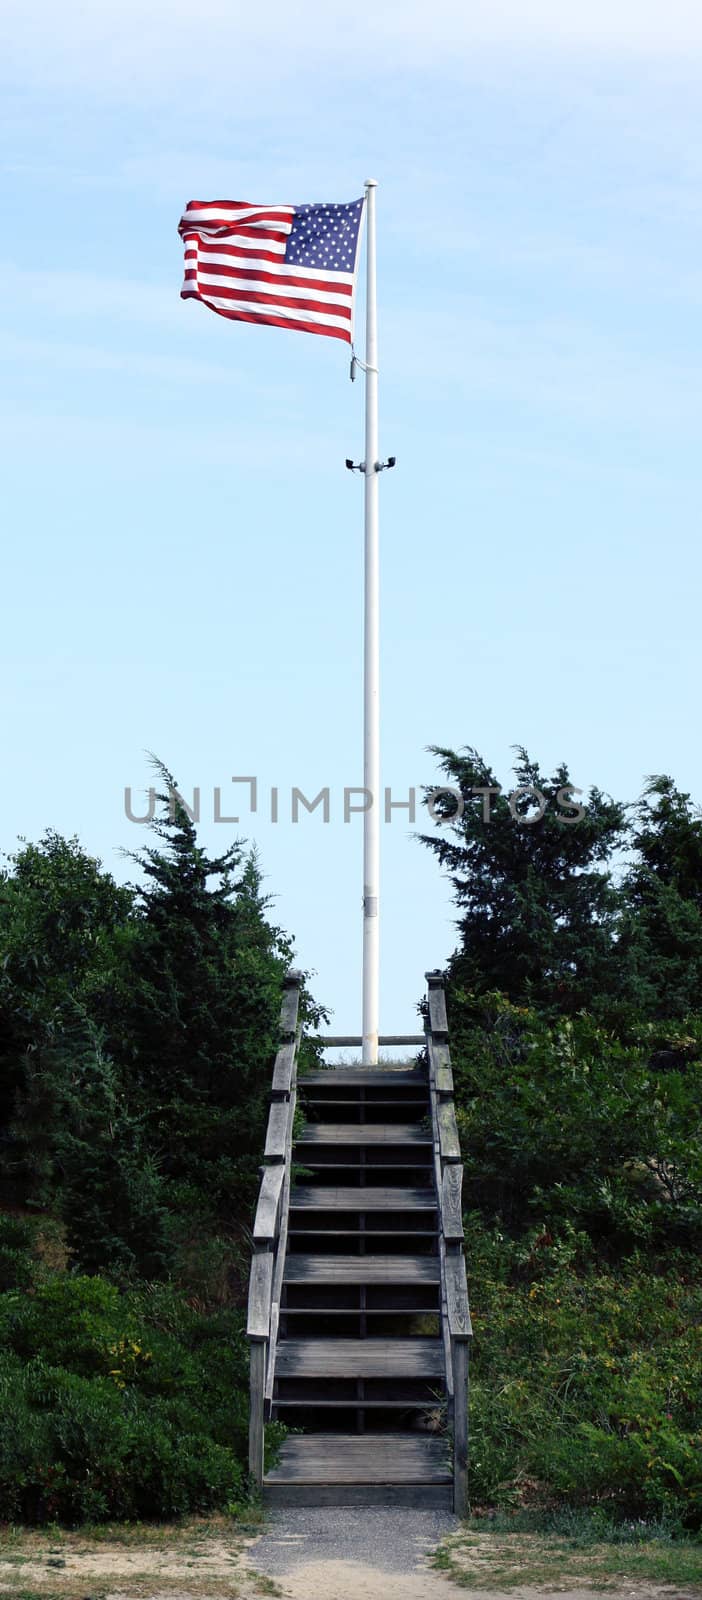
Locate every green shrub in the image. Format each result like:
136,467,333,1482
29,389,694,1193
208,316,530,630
0,1214,38,1292
465,1220,702,1528
0,1274,249,1523
448,992,702,1249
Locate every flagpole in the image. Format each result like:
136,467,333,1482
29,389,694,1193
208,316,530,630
362,178,380,1066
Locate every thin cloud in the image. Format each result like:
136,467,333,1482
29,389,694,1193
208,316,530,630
2,0,702,103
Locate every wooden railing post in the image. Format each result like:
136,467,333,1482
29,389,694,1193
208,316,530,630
248,1340,266,1486
452,1335,469,1517
246,971,302,1493
426,969,472,1518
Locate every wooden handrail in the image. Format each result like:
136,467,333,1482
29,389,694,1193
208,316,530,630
246,971,302,1489
425,969,472,1518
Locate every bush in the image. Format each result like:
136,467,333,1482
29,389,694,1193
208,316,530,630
0,1274,249,1523
465,1221,702,1528
0,1214,38,1292
449,992,702,1249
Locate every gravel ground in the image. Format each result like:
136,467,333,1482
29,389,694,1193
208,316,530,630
248,1505,458,1578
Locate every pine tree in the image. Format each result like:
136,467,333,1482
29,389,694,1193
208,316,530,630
116,761,294,1214
619,776,702,1018
420,745,627,1013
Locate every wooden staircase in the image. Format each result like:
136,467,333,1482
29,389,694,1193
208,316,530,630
247,974,471,1510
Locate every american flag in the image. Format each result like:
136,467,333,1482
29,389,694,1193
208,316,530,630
178,198,365,344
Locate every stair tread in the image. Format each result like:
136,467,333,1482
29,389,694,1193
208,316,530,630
265,1432,450,1485
274,1399,437,1409
282,1308,439,1318
301,1072,425,1086
301,1100,428,1108
275,1338,445,1377
284,1254,440,1285
297,1124,431,1144
290,1186,436,1210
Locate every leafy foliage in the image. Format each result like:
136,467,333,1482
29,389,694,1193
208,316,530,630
115,762,296,1216
0,1261,248,1523
618,777,702,1019
448,991,702,1248
0,762,316,1523
0,760,317,1277
421,746,626,1013
422,746,702,1527
466,1221,702,1528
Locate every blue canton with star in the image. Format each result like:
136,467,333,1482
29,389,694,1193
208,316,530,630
286,199,364,273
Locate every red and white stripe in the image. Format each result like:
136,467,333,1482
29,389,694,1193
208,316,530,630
178,200,356,343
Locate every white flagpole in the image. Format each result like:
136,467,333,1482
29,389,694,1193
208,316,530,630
362,178,380,1065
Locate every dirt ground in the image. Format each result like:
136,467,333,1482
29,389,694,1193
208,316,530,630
1,1517,700,1600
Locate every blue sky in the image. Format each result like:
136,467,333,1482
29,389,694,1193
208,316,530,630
1,1,701,1032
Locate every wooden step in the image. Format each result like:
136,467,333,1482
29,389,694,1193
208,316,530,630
265,1432,450,1485
298,1161,432,1171
287,1231,437,1243
284,1253,440,1285
300,1072,425,1087
300,1098,428,1107
290,1186,436,1210
275,1338,445,1378
297,1123,431,1145
263,1433,450,1506
274,1398,439,1410
282,1309,439,1320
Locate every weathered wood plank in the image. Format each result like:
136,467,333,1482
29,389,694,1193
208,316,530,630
284,1254,440,1285
265,1433,450,1485
275,1398,441,1410
280,977,301,1039
269,1435,449,1459
289,1185,436,1210
282,1306,441,1318
309,1035,425,1048
287,1227,438,1239
271,1039,296,1096
270,1085,295,1300
276,1337,445,1378
264,1483,452,1508
428,1037,454,1097
264,1303,279,1402
426,977,449,1037
439,1236,454,1398
264,1099,290,1163
301,1073,426,1089
442,1164,464,1241
246,1250,273,1339
301,1095,428,1106
452,1337,469,1516
253,1164,285,1244
437,1099,461,1163
248,1341,266,1487
445,1252,472,1339
297,1123,431,1145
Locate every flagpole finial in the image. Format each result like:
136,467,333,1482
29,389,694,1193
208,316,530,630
364,177,378,188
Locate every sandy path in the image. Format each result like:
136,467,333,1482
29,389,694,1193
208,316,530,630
1,1511,696,1599
243,1508,700,1600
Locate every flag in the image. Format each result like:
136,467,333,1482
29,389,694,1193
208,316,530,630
178,198,365,344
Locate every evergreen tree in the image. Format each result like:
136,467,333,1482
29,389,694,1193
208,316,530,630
115,761,295,1214
420,745,627,1013
619,776,702,1019
0,835,133,1198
